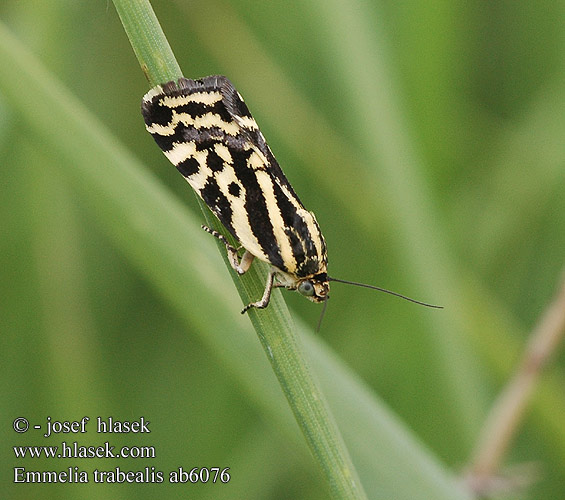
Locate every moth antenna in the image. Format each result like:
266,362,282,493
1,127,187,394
328,277,443,309
316,296,330,332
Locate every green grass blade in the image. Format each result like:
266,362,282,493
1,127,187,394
111,1,367,498
114,0,182,86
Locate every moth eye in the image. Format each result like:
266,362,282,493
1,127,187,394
298,280,315,297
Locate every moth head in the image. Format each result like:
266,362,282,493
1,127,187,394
297,273,330,303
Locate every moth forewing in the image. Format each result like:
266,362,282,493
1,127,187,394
142,75,330,312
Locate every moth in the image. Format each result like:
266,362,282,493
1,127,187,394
141,75,440,314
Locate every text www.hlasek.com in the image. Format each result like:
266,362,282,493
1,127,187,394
14,442,155,459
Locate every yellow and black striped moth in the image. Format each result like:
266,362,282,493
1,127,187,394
141,76,440,314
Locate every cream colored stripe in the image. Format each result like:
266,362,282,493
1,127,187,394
300,208,324,263
247,150,269,170
182,157,212,193
142,85,164,103
164,143,210,193
163,141,196,166
272,176,325,268
255,169,296,273
177,112,240,134
275,175,324,267
213,143,232,164
213,168,267,263
161,91,222,107
146,112,241,136
145,121,175,136
233,115,259,130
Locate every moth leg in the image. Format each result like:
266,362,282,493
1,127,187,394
241,270,276,314
238,250,255,274
201,225,254,275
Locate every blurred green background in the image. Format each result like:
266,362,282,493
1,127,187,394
1,0,564,499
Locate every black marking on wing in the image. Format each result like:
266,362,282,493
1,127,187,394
196,141,224,173
142,75,320,273
144,101,173,127
230,148,285,271
272,180,323,277
228,182,241,197
200,177,235,235
177,157,199,177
